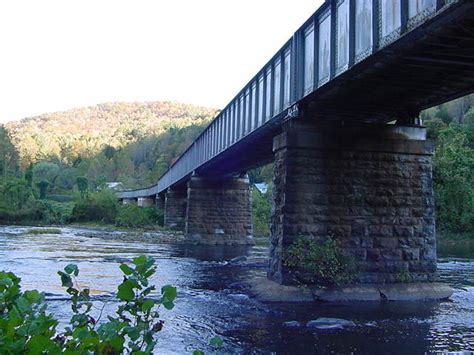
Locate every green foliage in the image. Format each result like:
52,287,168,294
421,96,474,238
252,186,271,237
47,194,73,203
433,126,474,234
32,162,59,186
0,182,73,225
0,177,34,210
71,189,119,224
4,101,217,172
36,180,50,199
26,228,62,235
0,271,59,353
283,236,358,286
33,200,74,225
104,145,117,160
193,336,224,355
0,256,175,354
397,269,411,283
425,117,447,140
24,164,33,188
76,176,89,199
116,204,164,228
0,125,19,180
464,107,474,128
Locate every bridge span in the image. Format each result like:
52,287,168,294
118,0,474,287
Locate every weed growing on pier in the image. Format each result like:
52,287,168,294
283,236,357,287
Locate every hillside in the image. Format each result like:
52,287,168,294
2,101,218,190
5,101,218,169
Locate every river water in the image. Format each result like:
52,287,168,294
0,226,473,354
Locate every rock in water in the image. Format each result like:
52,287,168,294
283,321,303,328
229,256,247,264
306,318,355,330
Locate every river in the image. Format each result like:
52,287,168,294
0,226,473,354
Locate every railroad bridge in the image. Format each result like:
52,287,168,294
117,0,474,286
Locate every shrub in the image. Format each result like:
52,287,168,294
71,189,119,223
36,180,50,199
252,186,271,237
76,176,88,199
116,204,163,228
0,256,176,354
47,194,73,203
283,236,357,286
26,228,62,235
34,200,75,225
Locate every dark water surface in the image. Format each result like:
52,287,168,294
0,226,473,354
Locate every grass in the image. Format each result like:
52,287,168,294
438,230,474,242
26,228,62,235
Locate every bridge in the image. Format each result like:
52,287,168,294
117,0,474,286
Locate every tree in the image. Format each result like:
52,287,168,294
76,176,89,199
36,180,50,199
433,126,474,233
25,164,34,188
0,125,19,180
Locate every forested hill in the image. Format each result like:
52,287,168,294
5,101,218,169
2,101,218,190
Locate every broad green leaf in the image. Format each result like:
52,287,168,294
142,299,155,312
162,300,174,310
117,280,135,301
64,264,79,276
119,264,133,276
27,335,61,354
210,336,224,348
132,255,148,266
24,289,42,303
193,351,205,355
15,296,31,313
57,271,73,288
161,285,177,301
0,276,13,287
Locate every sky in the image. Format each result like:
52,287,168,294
0,0,324,123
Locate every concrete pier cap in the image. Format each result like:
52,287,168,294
122,197,137,205
137,196,156,207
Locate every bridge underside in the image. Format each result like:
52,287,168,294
191,3,474,181
304,4,474,123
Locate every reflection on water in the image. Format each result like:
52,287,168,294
0,226,473,354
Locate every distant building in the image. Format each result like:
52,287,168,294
104,182,124,191
254,182,268,194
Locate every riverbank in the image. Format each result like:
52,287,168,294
40,224,188,244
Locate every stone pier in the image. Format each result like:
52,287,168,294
122,197,137,205
137,196,155,207
269,121,436,285
185,175,253,245
164,187,187,230
156,194,165,210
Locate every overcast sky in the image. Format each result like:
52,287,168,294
0,0,324,123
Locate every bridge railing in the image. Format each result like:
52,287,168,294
118,0,453,198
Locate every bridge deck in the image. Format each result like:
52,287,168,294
118,0,474,199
